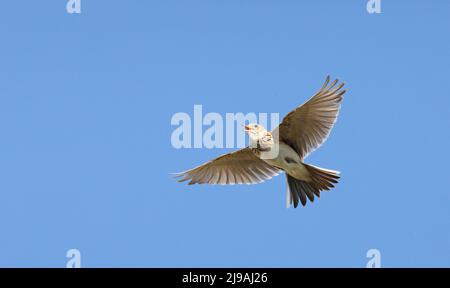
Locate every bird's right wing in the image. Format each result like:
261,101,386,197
174,148,281,185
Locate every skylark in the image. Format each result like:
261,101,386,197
175,76,346,208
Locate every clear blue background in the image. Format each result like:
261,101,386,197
0,0,449,267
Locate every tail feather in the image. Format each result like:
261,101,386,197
286,164,340,208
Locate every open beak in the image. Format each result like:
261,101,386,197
244,125,250,133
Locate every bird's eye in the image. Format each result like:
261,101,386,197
254,124,258,128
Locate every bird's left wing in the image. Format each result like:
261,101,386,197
276,76,346,159
174,148,281,185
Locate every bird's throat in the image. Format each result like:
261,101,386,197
251,141,272,158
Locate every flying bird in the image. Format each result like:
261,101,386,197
175,76,346,208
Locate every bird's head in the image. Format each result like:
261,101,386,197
245,123,274,151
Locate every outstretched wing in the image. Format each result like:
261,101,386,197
174,148,281,185
276,76,346,159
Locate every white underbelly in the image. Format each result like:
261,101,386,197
259,142,311,181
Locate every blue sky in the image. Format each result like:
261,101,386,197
0,0,449,267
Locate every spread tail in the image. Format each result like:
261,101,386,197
286,164,340,208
